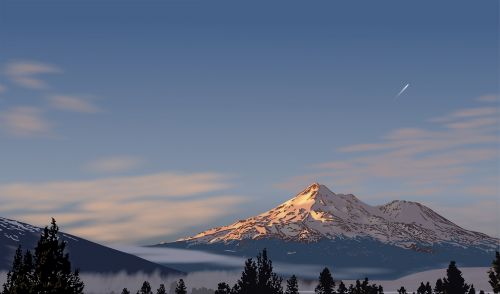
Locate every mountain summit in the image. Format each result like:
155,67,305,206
157,183,498,278
179,183,496,250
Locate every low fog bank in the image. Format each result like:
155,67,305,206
0,267,493,293
114,246,383,279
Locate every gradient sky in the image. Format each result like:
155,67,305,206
0,0,498,244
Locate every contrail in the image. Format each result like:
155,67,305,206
396,83,410,98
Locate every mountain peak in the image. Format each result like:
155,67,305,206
294,182,335,199
177,183,498,249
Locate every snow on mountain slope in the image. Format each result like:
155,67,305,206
178,183,498,251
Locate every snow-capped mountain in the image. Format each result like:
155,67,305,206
1,217,181,275
179,183,496,250
156,183,498,279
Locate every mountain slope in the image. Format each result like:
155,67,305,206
156,183,498,278
1,217,181,275
177,183,496,250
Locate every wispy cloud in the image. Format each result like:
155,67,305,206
0,60,103,138
0,106,52,137
276,95,499,236
4,61,62,89
85,156,145,173
0,172,245,243
476,94,498,103
48,95,101,113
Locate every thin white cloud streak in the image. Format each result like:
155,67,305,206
277,96,499,236
48,95,101,113
396,83,409,97
115,246,245,266
0,172,246,243
0,106,52,137
4,61,62,89
85,156,145,173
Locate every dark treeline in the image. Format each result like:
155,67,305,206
2,219,500,294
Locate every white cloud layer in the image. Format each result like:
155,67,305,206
48,95,101,113
4,61,62,89
0,106,52,137
0,172,245,243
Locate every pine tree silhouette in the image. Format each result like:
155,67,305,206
231,283,241,294
443,261,470,294
417,282,426,294
424,282,432,294
256,249,283,294
285,275,299,294
156,284,167,294
215,282,231,294
337,281,347,294
121,288,131,294
2,246,34,294
434,278,444,294
468,284,476,294
397,286,407,294
33,218,84,293
315,267,335,294
236,258,258,294
377,284,384,294
354,279,362,293
137,281,152,294
175,279,187,294
489,251,500,293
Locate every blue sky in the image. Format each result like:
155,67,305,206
0,0,498,244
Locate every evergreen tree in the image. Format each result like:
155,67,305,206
138,281,153,294
256,249,283,294
489,251,500,293
443,261,469,294
231,283,241,294
2,246,33,294
156,284,167,294
397,286,407,294
468,284,475,294
354,280,362,294
417,282,426,294
315,267,335,294
479,291,485,294
434,278,444,294
122,289,131,294
377,285,384,294
257,249,273,293
337,281,347,294
175,279,187,294
215,282,231,294
33,218,84,294
236,258,258,294
424,282,432,294
22,250,35,291
285,275,299,294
